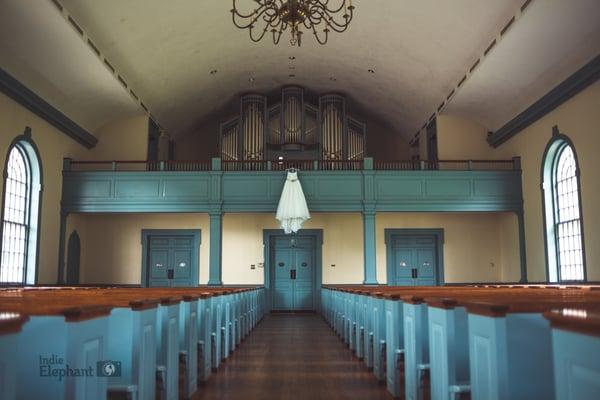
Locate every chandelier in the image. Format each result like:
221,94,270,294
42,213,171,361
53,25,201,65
231,0,355,46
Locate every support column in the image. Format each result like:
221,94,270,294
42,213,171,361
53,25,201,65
517,210,528,283
208,212,223,286
57,210,68,284
363,211,378,285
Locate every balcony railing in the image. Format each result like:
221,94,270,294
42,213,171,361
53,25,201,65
66,158,520,172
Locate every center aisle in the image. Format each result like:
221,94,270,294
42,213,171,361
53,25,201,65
194,314,393,400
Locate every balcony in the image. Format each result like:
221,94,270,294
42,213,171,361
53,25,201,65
61,157,523,214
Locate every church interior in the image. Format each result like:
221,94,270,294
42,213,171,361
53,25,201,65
0,0,599,399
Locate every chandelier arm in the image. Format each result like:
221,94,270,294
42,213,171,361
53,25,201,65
317,0,347,14
311,24,329,45
272,28,284,45
308,4,352,30
249,22,272,42
323,17,351,33
231,0,266,19
232,7,272,29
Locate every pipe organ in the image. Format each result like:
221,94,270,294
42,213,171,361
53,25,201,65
219,86,366,161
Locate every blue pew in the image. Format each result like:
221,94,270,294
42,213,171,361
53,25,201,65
544,308,600,400
0,313,29,400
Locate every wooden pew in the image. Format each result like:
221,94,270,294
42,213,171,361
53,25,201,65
0,312,29,400
321,285,600,400
0,286,265,400
462,291,600,400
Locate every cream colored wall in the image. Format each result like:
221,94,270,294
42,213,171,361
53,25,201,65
66,213,210,285
64,211,519,285
436,114,493,160
0,92,87,283
491,81,600,281
435,81,600,281
376,213,520,284
222,213,364,284
85,114,149,161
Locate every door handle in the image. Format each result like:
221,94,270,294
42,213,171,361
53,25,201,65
168,269,174,279
290,269,296,280
411,268,417,279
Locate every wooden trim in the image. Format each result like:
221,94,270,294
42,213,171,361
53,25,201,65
0,313,29,335
543,309,600,338
62,305,112,322
0,68,97,149
488,54,600,147
129,299,159,311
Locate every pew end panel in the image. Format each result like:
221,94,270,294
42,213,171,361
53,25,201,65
427,305,470,400
468,312,554,400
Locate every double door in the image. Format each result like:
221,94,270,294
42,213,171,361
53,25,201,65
147,235,195,287
391,235,437,286
272,236,315,311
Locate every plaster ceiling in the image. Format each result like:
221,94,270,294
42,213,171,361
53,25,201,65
0,0,140,133
444,0,600,131
55,0,523,138
1,0,598,142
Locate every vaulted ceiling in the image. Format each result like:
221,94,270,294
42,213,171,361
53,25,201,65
1,0,599,141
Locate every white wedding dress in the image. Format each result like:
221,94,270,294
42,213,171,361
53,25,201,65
276,171,311,234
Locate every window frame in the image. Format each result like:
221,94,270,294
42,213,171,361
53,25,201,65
0,131,43,285
541,130,587,283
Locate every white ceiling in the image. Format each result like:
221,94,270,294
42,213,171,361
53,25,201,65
445,0,600,131
0,0,140,133
0,0,598,141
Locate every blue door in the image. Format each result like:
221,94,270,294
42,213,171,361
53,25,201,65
272,236,315,311
146,234,197,287
391,235,437,286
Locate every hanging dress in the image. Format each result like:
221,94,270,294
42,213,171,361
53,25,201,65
276,171,311,234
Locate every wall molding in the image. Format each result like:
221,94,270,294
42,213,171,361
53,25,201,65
0,67,97,149
488,54,600,148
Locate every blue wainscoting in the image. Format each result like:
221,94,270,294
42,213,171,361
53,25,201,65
61,158,523,214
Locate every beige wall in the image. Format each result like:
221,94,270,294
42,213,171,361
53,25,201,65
376,213,520,284
492,81,600,281
85,114,149,161
436,81,600,281
62,211,519,285
436,114,493,160
66,213,210,285
0,92,87,283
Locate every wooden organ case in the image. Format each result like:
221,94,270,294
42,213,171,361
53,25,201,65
219,86,366,162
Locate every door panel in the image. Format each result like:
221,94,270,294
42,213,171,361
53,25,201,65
390,235,438,286
146,234,197,287
271,236,316,311
273,245,293,310
293,245,314,310
394,248,414,285
416,248,435,285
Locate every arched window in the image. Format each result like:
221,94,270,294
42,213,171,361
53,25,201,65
542,132,586,282
1,135,42,284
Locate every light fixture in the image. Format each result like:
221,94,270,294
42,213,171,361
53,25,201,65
231,0,355,46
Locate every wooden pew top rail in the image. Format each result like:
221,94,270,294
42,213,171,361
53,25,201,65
0,312,29,335
544,308,600,337
0,286,264,320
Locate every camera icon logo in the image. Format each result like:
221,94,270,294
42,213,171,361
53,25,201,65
96,361,122,377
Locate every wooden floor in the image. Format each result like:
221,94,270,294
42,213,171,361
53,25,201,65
194,313,393,400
